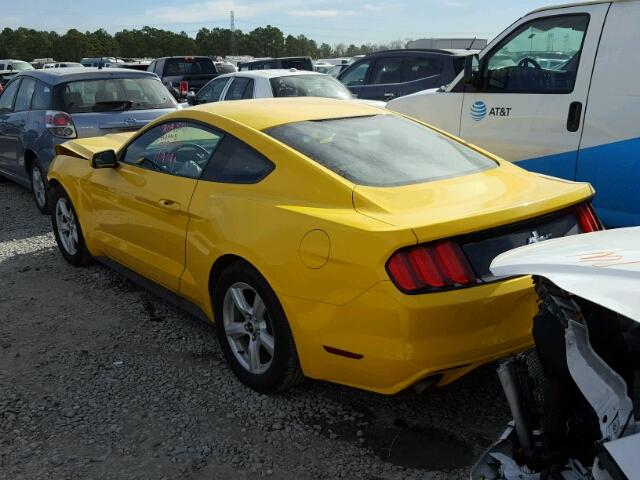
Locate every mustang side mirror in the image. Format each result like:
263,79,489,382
91,150,118,169
186,91,197,105
464,54,480,86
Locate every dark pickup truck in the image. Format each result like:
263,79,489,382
147,56,236,100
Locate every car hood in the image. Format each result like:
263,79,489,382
55,132,136,160
352,161,594,244
490,228,640,323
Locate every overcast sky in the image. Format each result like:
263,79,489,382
4,0,570,44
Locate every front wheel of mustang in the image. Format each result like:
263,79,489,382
214,261,304,393
50,185,93,267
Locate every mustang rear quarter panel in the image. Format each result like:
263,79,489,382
178,130,417,319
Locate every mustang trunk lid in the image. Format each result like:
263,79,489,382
352,163,594,244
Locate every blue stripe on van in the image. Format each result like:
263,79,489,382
514,136,640,228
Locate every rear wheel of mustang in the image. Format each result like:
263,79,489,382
50,185,93,267
214,261,303,393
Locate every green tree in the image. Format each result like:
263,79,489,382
245,25,284,57
318,43,332,58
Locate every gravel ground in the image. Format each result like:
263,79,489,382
0,181,510,479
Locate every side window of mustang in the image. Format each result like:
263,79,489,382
201,135,274,184
121,121,223,179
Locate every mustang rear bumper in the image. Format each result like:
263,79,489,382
280,276,537,394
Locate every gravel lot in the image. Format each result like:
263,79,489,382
0,180,510,479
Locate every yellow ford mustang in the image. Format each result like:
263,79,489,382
47,98,601,394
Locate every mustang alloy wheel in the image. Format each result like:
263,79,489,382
223,282,275,375
214,261,304,393
31,163,49,214
50,185,92,267
55,197,79,256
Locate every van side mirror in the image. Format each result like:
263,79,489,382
464,54,480,86
91,150,118,169
186,91,197,105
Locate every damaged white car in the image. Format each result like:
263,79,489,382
472,228,640,480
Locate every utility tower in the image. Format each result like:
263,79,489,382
230,10,238,56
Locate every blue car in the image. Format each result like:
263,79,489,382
0,68,178,213
337,49,470,102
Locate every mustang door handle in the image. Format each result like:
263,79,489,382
383,93,395,99
567,101,583,132
158,199,180,211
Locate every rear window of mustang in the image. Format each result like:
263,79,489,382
265,114,497,186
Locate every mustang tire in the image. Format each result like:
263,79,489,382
50,185,93,267
214,261,304,393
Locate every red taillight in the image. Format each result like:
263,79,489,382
575,203,603,232
179,81,189,95
387,240,478,293
45,110,76,139
51,113,70,126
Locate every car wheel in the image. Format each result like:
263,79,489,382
214,261,304,393
31,161,49,214
50,185,92,267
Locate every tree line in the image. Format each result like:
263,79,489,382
0,26,408,61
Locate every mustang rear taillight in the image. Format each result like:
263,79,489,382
387,240,478,293
45,110,77,139
575,203,603,232
179,81,189,95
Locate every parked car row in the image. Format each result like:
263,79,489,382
0,68,178,212
184,69,385,108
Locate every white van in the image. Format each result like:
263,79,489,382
388,0,640,228
0,59,34,72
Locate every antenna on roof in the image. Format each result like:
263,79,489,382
467,37,477,50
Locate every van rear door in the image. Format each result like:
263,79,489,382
458,3,609,180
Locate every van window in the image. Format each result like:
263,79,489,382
483,14,589,94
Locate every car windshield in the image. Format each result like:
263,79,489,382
12,61,33,71
164,58,215,75
56,77,177,113
270,75,352,100
266,114,497,186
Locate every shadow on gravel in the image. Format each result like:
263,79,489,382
295,364,505,473
0,183,52,244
